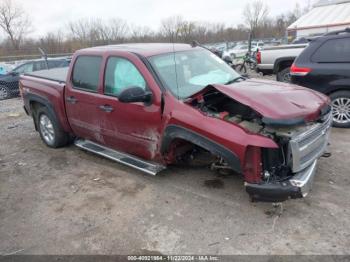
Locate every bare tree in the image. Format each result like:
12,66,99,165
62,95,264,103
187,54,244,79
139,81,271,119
130,25,154,42
107,18,129,43
39,31,66,54
243,0,269,37
0,0,31,50
68,18,129,46
68,18,107,46
68,19,89,45
160,15,185,41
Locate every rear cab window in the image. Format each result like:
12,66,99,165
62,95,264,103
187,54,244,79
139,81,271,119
312,37,350,63
72,56,102,92
104,57,146,97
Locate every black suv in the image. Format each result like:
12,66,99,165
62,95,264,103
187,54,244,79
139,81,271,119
291,28,350,128
0,58,70,100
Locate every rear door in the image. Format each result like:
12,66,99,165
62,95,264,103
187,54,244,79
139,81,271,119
65,55,105,143
99,53,163,160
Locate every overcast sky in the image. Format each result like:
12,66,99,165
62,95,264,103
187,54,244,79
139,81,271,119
14,0,311,38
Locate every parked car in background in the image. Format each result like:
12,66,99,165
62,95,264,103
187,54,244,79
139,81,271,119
20,43,332,202
0,58,70,100
291,28,350,128
256,43,307,82
223,44,249,60
251,41,265,52
0,64,14,75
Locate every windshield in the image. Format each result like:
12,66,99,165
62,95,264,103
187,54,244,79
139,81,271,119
148,49,240,99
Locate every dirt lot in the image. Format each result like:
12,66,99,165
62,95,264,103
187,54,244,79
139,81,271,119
0,97,350,255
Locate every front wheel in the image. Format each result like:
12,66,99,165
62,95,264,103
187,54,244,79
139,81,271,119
330,91,350,128
0,85,10,100
36,107,69,147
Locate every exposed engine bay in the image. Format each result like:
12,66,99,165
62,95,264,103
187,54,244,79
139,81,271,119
183,87,327,183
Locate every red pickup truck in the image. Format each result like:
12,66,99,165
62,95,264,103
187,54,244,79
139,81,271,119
20,43,332,202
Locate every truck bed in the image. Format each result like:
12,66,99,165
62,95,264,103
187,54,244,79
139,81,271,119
25,67,68,83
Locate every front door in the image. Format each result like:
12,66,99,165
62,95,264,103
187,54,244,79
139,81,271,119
99,54,163,160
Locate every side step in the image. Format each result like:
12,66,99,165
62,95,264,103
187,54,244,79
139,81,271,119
74,139,166,175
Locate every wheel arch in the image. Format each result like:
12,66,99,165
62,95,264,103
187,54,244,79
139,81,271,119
160,125,242,173
26,93,59,131
325,86,350,96
273,57,296,74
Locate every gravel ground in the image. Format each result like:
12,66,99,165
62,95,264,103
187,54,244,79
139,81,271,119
0,95,349,255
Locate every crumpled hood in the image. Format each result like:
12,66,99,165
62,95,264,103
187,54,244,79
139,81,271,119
210,79,329,121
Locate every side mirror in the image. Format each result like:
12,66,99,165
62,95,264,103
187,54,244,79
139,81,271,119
118,86,152,104
10,71,18,76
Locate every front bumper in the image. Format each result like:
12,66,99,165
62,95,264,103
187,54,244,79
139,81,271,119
245,160,318,202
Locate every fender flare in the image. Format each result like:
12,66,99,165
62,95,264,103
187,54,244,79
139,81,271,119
161,125,242,173
24,93,59,131
273,57,296,74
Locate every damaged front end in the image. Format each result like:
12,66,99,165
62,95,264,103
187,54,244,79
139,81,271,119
187,85,332,202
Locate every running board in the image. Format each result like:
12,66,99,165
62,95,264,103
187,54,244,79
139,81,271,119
74,139,166,175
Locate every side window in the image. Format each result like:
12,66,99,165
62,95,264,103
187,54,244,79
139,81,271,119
104,57,146,97
34,61,47,71
47,61,57,69
72,56,102,92
48,60,69,69
312,38,350,63
14,63,34,74
58,60,70,68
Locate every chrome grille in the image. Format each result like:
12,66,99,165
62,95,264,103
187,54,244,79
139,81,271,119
289,112,332,173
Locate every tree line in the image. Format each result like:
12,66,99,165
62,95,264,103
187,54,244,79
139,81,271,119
0,0,311,59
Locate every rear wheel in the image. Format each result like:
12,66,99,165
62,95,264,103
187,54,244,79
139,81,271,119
276,67,291,83
330,91,350,128
0,85,10,100
36,107,69,147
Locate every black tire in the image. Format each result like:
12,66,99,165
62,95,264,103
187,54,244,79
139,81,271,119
235,63,247,74
0,85,10,100
35,106,69,148
276,67,291,83
330,90,350,128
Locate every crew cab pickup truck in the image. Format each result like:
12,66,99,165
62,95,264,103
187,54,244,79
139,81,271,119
256,44,307,82
20,43,332,202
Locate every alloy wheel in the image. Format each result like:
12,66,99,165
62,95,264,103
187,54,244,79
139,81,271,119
0,86,8,100
39,114,55,145
332,97,350,124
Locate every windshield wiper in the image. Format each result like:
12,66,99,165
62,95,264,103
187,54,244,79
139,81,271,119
225,76,246,85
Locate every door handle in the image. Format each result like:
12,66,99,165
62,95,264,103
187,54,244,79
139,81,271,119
66,96,77,104
99,105,114,113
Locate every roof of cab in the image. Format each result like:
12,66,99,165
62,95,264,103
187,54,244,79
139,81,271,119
79,43,201,57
